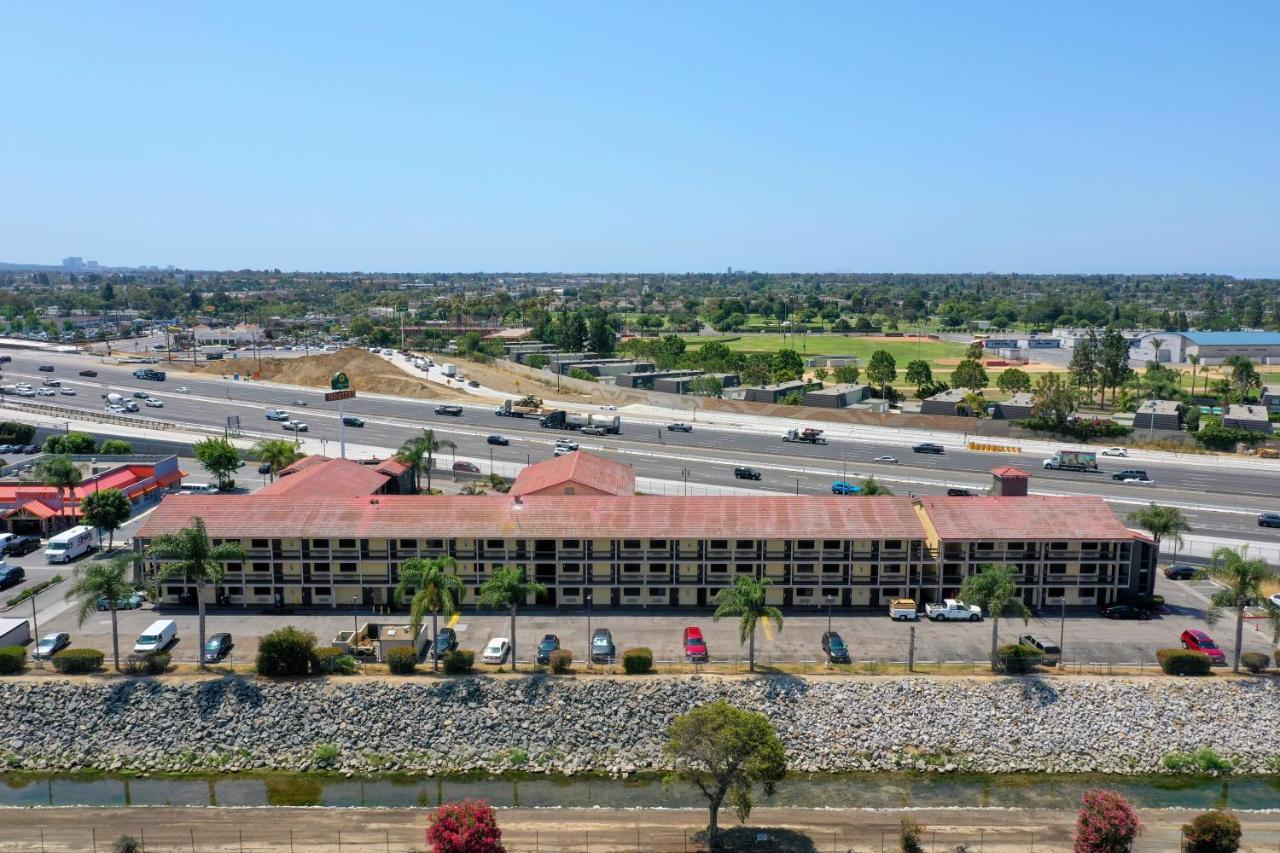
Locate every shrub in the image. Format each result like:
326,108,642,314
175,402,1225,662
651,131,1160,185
622,647,653,674
123,652,169,675
1163,748,1233,774
0,646,25,675
1182,809,1242,853
900,815,925,853
386,647,418,675
312,646,353,675
426,799,504,853
442,649,474,675
313,743,339,763
51,648,105,674
548,649,573,674
1073,789,1142,852
1239,652,1268,674
112,836,141,853
257,626,316,677
1157,648,1212,676
996,643,1044,674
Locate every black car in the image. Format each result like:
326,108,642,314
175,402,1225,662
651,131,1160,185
1102,603,1151,621
536,633,560,664
431,628,458,659
1016,634,1061,666
341,415,365,427
486,435,509,446
434,405,463,416
1111,469,1149,482
203,632,234,663
734,466,762,481
821,630,851,664
667,423,693,432
79,369,98,377
257,462,273,475
0,565,25,590
912,443,944,454
37,365,54,372
946,488,973,497
3,535,40,557
23,445,38,454
1258,512,1280,528
590,628,615,663
1163,564,1197,580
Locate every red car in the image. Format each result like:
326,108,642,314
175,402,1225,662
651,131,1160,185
683,626,709,663
1180,629,1226,666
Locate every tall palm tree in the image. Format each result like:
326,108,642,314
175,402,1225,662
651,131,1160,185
712,576,783,672
145,517,246,670
958,564,1031,670
395,556,464,672
66,555,135,670
1126,503,1191,557
1187,353,1200,397
252,438,304,482
38,455,82,530
477,565,546,671
396,428,456,493
1200,546,1277,673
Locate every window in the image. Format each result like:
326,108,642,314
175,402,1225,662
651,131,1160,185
622,539,641,550
795,588,813,599
1047,587,1065,599
709,563,728,575
1007,542,1023,550
311,562,330,574
561,562,580,574
226,587,243,596
251,539,269,549
648,539,667,549
486,539,504,549
623,587,641,597
796,540,815,550
735,540,754,550
252,586,271,596
976,542,993,551
649,563,667,574
339,562,357,573
1048,563,1067,575
165,586,184,596
561,587,579,598
311,539,329,548
251,562,270,573
883,540,902,550
1050,541,1068,551
709,539,729,550
822,564,841,574
623,564,641,574
822,540,841,551
425,539,444,549
399,539,417,549
226,562,242,572
337,538,357,549
562,539,581,549
1078,588,1096,599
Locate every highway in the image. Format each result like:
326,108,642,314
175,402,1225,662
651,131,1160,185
1,348,1277,544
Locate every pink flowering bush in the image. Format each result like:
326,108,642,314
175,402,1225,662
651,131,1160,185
426,799,505,853
1074,789,1143,853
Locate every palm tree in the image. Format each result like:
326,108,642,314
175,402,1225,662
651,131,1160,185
1187,353,1200,397
38,455,82,530
396,428,456,493
477,566,546,671
1126,503,1191,557
1200,547,1277,673
960,391,988,419
66,555,135,670
958,564,1031,670
145,517,246,670
858,476,893,496
395,556,464,672
252,438,304,482
712,576,783,672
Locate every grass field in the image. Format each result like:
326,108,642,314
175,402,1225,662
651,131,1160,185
683,332,971,364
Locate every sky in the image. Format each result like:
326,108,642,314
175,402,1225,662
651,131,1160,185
1,2,1277,275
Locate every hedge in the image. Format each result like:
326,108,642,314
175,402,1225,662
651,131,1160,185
622,647,653,674
995,643,1044,674
549,649,573,674
309,646,355,674
1157,648,1212,676
123,652,170,675
1182,809,1242,852
257,626,317,677
0,645,25,675
52,648,105,674
442,649,474,675
385,647,417,675
1239,652,1269,674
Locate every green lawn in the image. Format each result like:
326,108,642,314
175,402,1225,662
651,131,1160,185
682,333,970,365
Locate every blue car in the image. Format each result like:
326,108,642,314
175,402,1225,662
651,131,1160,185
831,481,861,495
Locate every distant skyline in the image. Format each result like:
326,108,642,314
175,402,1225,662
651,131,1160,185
2,3,1277,276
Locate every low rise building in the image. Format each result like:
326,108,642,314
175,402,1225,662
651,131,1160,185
1263,386,1280,416
1222,404,1274,434
920,388,974,416
725,379,818,404
0,456,185,536
1131,400,1183,432
991,392,1035,420
803,383,872,409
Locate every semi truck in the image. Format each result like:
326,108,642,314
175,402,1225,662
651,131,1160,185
1042,450,1098,472
539,410,623,434
783,427,828,445
496,395,545,418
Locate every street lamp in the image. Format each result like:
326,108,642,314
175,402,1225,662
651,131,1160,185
30,594,42,670
352,595,359,637
823,593,836,634
585,590,593,667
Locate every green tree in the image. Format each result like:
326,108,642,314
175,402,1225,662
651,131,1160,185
1126,503,1191,557
996,368,1032,394
477,566,546,672
252,438,304,482
36,454,82,526
65,555,135,671
687,375,724,398
192,437,242,491
904,360,933,387
1222,355,1261,400
349,316,374,339
80,488,131,548
771,349,804,382
587,313,616,357
832,364,860,385
960,391,988,418
1031,371,1075,425
664,700,787,851
397,428,456,493
712,576,782,672
62,432,97,454
526,353,549,369
145,517,246,670
951,358,989,391
865,350,897,397
958,565,1031,670
1187,353,1200,397
858,475,892,496
1181,809,1242,853
99,439,133,454
1069,329,1100,402
1200,547,1279,674
395,556,464,672
1098,327,1135,404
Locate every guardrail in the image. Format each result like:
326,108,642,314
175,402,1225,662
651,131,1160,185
0,399,177,431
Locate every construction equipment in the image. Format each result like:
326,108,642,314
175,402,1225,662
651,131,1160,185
782,427,828,445
496,395,545,418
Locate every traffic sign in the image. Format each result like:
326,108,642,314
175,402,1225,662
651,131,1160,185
325,389,356,402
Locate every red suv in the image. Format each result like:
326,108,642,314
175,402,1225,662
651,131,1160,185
683,627,709,663
1180,629,1226,666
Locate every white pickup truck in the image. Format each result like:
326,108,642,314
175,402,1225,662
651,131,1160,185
924,599,983,622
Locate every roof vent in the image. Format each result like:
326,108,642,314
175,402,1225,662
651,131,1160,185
512,495,523,510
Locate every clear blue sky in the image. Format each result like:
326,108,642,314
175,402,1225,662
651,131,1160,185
2,2,1277,275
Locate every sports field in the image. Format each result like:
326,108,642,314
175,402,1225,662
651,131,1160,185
683,333,970,364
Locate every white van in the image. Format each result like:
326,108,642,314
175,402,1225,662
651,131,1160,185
133,619,177,654
179,483,219,495
43,526,95,563
0,533,14,554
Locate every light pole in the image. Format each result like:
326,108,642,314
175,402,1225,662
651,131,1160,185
489,446,494,476
585,590,593,668
823,593,835,634
1058,596,1066,666
352,595,359,638
30,594,42,669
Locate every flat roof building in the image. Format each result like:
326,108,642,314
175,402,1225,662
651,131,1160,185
1222,404,1274,434
803,384,872,409
992,392,1035,420
1131,400,1183,432
920,388,978,416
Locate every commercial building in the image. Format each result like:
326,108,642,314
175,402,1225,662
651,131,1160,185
1263,386,1280,416
0,456,185,536
651,372,740,395
920,388,975,416
137,452,1155,612
1175,331,1280,366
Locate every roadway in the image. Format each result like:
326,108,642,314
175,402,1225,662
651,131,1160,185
1,348,1278,545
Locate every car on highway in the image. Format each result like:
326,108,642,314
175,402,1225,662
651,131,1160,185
78,369,98,378
579,425,606,436
132,391,150,399
873,455,898,464
683,626,709,662
481,637,511,665
434,405,463,416
555,438,579,450
33,632,71,660
145,398,164,408
467,379,480,388
59,387,76,396
0,565,25,590
830,480,861,495
3,536,41,557
175,386,191,393
1100,447,1128,457
912,443,944,454
590,628,615,663
37,365,54,372
1163,564,1197,580
282,420,308,432
1258,512,1280,528
1180,629,1226,665
452,461,480,473
1101,603,1150,620
553,446,575,457
96,592,144,611
1120,476,1155,485
291,399,308,407
41,378,61,387
1111,469,1149,482
536,633,560,665
486,434,509,446
203,633,234,663
431,628,458,660
946,488,974,496
341,416,365,427
265,409,290,421
667,423,693,432
14,387,34,397
821,630,851,664
734,466,762,480
36,388,55,397
1016,634,1061,666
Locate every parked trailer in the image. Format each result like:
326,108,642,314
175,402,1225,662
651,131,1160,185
0,617,30,648
1042,450,1098,472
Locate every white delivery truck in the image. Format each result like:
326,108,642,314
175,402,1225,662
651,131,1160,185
0,617,31,648
133,619,177,654
441,363,458,377
43,525,96,563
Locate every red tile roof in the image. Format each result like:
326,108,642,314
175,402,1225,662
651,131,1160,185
256,458,396,498
917,495,1133,540
277,455,331,477
510,450,635,497
991,466,1029,478
139,494,926,540
375,459,409,477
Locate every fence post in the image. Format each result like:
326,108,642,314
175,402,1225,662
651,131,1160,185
39,827,45,853
385,829,390,853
